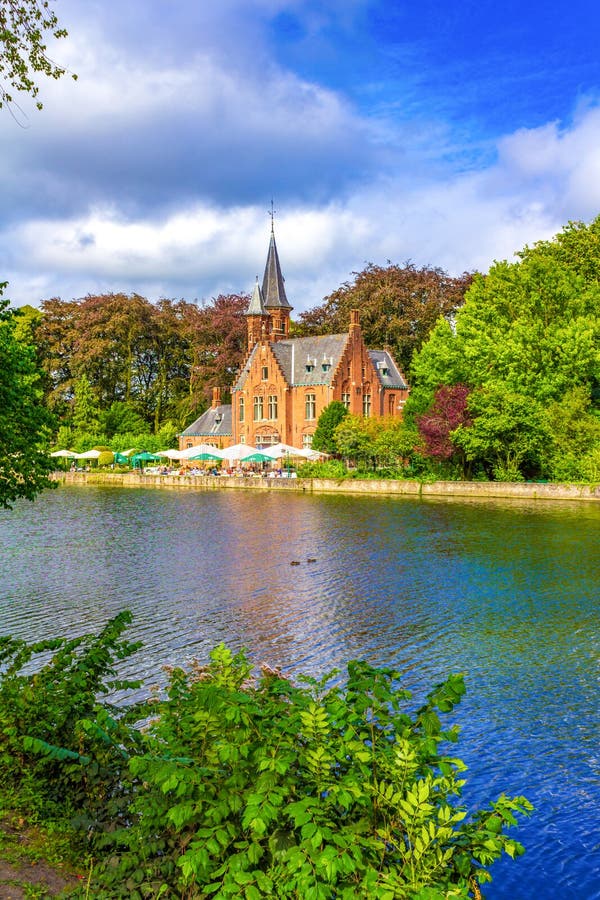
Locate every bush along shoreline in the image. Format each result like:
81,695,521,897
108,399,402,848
0,612,532,899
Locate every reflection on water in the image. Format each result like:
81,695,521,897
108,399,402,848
1,485,599,900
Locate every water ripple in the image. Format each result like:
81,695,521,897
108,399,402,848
1,485,599,899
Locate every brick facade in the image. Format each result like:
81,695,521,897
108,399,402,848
180,231,409,453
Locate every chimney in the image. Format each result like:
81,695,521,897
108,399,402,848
212,387,221,409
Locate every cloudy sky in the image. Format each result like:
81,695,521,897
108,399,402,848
3,0,600,311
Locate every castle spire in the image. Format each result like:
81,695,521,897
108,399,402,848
262,228,292,312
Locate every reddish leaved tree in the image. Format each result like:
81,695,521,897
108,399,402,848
417,384,471,459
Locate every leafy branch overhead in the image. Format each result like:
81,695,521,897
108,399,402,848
0,0,76,110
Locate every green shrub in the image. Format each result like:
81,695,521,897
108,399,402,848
0,611,146,828
93,646,531,899
297,459,348,479
0,618,532,899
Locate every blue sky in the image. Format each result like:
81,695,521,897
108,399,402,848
2,0,600,311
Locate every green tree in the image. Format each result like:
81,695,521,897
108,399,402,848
12,303,42,345
373,417,420,472
453,386,550,482
0,287,55,507
409,217,600,479
311,400,348,454
72,373,100,434
100,400,147,439
0,0,75,110
542,386,600,481
333,414,379,468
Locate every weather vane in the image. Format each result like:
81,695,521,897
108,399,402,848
269,198,276,233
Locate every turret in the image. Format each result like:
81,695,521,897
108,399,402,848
245,277,269,350
262,227,292,340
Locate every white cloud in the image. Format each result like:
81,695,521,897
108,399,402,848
1,101,592,311
3,2,600,312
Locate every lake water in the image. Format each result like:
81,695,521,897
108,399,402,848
1,484,599,899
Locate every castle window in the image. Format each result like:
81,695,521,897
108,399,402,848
388,394,395,415
305,393,316,420
362,391,371,417
261,366,269,381
239,397,245,422
342,392,350,409
302,434,313,449
253,396,263,421
268,395,278,419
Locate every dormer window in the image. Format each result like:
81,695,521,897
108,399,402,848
321,355,332,372
305,355,317,373
377,360,389,377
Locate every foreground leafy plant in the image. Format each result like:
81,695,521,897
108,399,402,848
0,616,532,898
0,609,146,829
93,646,532,899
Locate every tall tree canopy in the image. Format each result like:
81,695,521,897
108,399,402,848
410,217,600,480
295,262,472,374
0,0,75,110
0,287,55,507
35,291,249,435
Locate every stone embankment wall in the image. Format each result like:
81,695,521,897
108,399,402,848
52,471,600,502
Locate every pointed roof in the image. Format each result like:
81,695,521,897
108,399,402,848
246,277,266,316
262,229,292,311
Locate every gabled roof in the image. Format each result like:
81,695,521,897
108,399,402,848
272,334,348,386
368,349,408,389
233,336,408,393
262,230,292,310
246,278,266,316
234,334,349,391
179,404,232,437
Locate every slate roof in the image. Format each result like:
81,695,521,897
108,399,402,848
271,334,349,386
234,335,408,393
246,278,266,316
179,404,232,437
368,350,409,389
262,230,292,310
